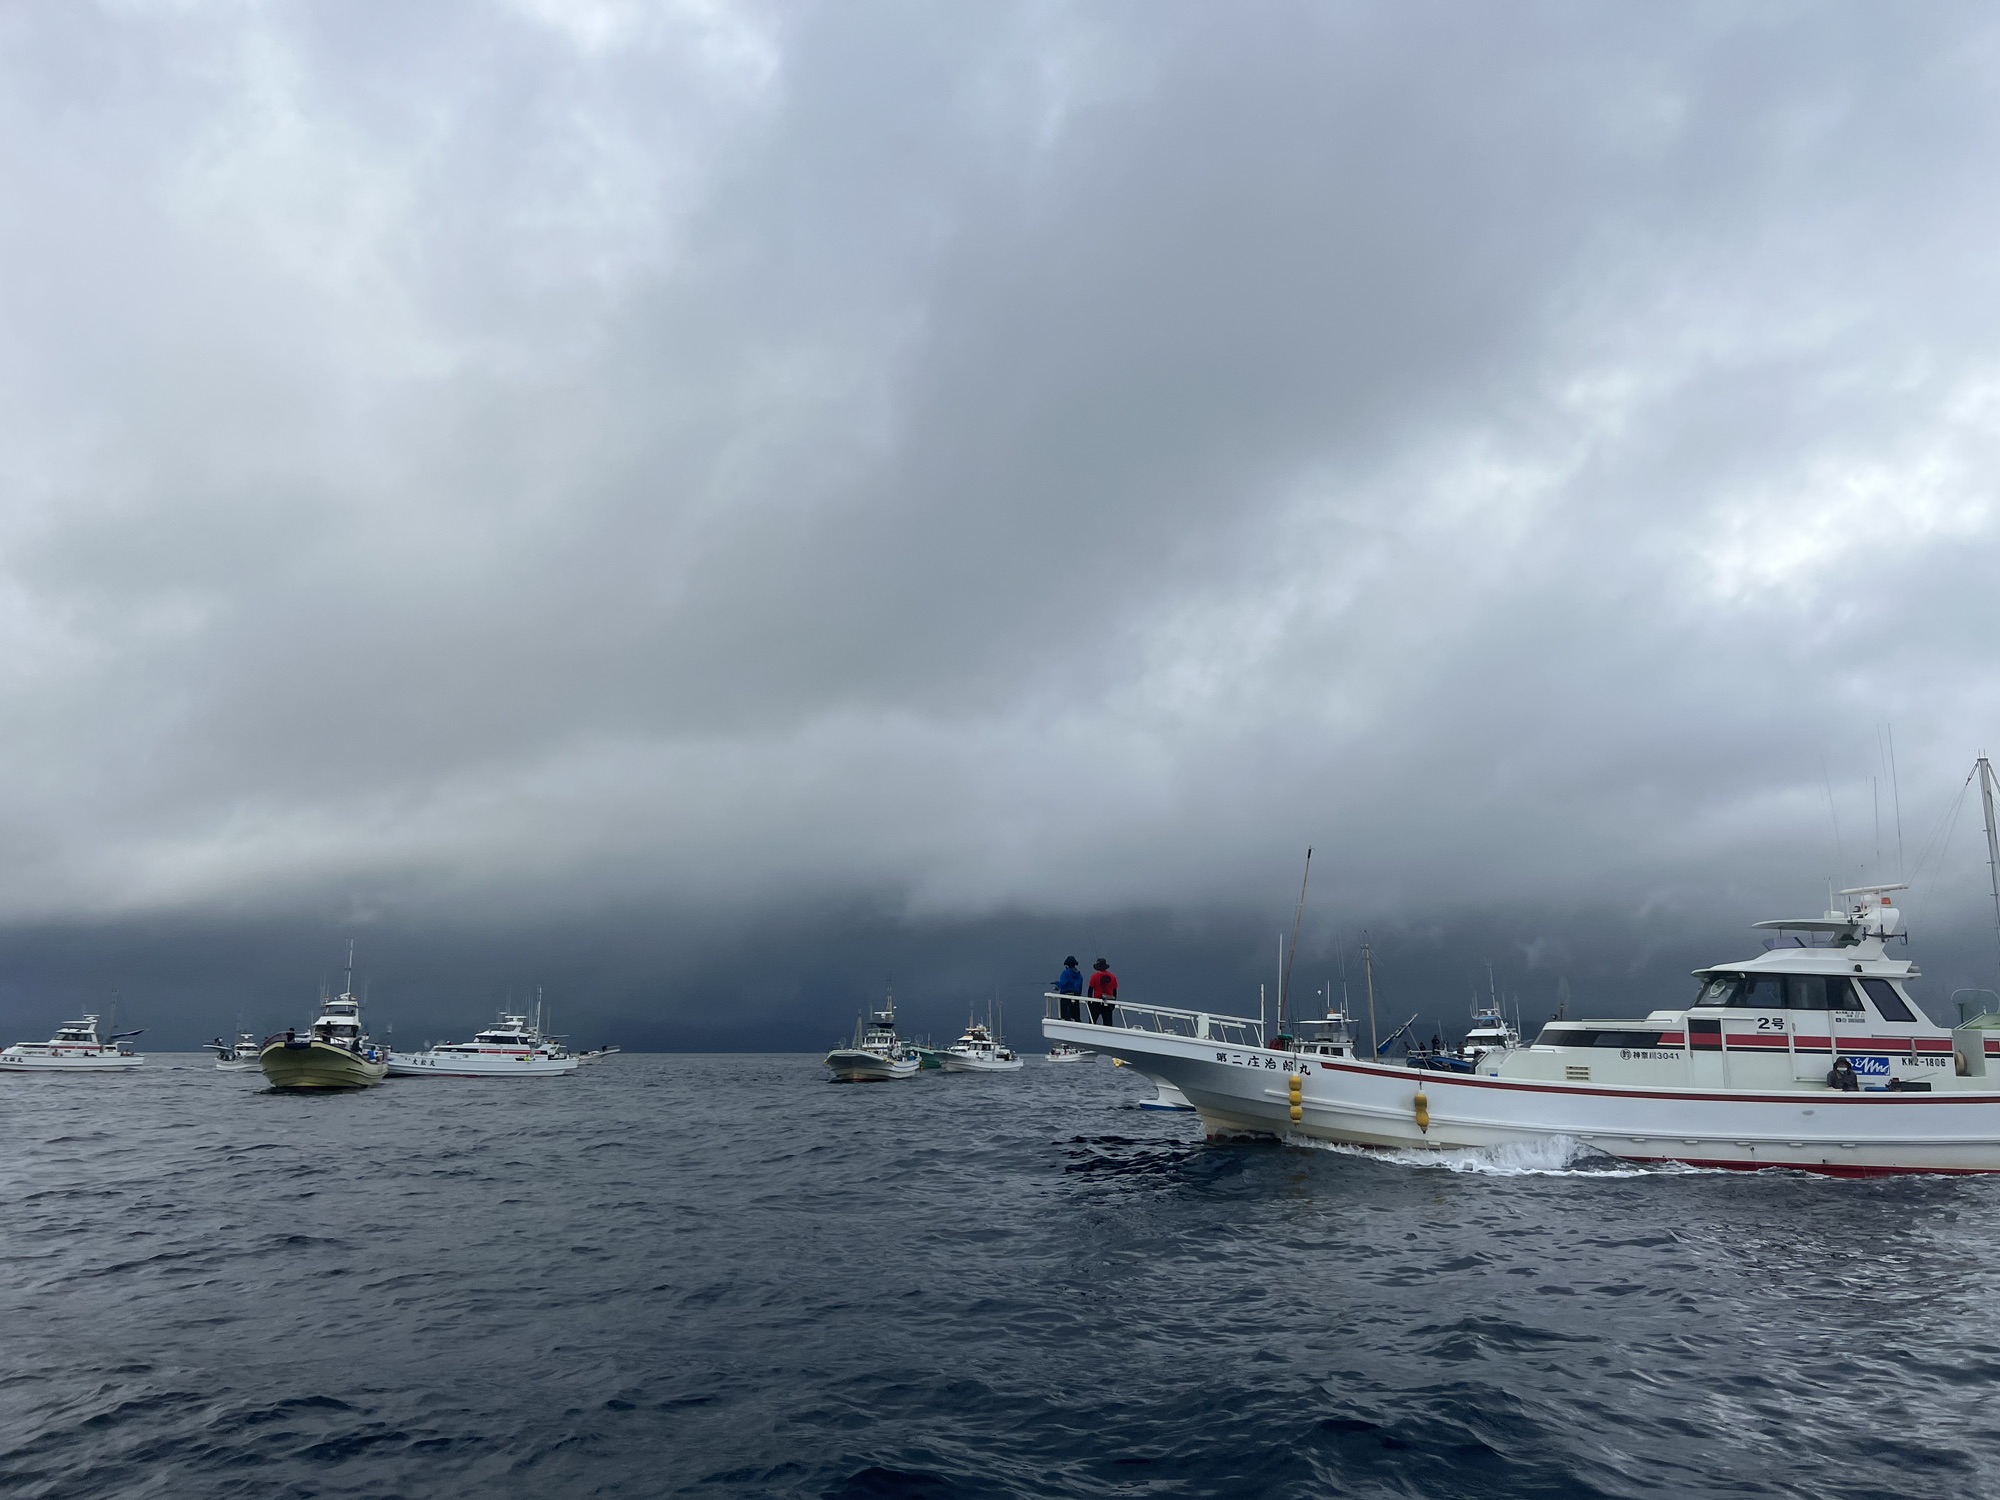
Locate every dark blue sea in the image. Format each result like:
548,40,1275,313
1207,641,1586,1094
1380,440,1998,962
3,1054,1996,1499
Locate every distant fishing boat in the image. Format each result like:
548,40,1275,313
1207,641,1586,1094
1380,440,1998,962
825,990,920,1082
576,1044,621,1064
0,1014,144,1071
259,945,388,1090
940,1006,1023,1073
205,1031,261,1071
1046,1041,1093,1063
388,1008,577,1077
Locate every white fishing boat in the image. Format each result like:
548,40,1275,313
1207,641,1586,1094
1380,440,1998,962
259,946,389,1090
940,1015,1024,1073
205,1031,261,1071
576,1044,621,1065
0,1014,144,1071
825,991,920,1082
387,1009,577,1077
1046,1041,1094,1063
1044,763,2000,1176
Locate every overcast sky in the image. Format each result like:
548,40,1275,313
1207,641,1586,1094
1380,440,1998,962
4,2,2000,1042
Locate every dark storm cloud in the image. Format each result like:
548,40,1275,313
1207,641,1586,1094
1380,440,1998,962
2,0,2000,1035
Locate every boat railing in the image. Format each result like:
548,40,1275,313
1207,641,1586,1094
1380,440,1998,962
1043,992,1266,1047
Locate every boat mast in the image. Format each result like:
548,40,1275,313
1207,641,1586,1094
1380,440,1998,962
343,938,356,1001
1278,847,1312,1034
1363,936,1379,1057
1979,756,2000,979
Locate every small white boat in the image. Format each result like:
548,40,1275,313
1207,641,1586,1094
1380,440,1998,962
576,1044,621,1065
940,1016,1024,1073
1457,971,1522,1067
1112,1055,1196,1110
205,1031,261,1071
825,991,920,1082
1137,1078,1196,1111
387,1010,577,1077
0,1014,144,1071
1046,1041,1094,1063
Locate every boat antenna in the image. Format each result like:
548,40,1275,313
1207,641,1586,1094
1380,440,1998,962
1886,723,1906,879
343,938,355,999
1278,847,1312,1032
1362,933,1379,1057
1819,755,1844,878
1978,755,2000,984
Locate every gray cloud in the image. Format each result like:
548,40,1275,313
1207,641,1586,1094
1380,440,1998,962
2,2,2000,1043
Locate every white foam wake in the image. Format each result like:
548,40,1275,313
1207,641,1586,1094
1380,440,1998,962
1290,1132,1700,1177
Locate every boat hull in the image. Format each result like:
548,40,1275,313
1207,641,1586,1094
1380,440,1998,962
259,1040,388,1090
824,1049,918,1082
939,1053,1024,1073
385,1052,578,1077
1137,1078,1196,1111
1046,1017,2000,1175
0,1050,143,1071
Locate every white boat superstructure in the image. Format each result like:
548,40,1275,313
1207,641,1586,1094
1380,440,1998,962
206,1031,261,1070
1044,869,2000,1176
1458,1002,1521,1068
387,1011,577,1077
825,992,920,1082
0,1014,144,1071
940,1017,1024,1073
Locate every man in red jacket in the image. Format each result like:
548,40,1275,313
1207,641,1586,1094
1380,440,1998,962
1086,958,1118,1026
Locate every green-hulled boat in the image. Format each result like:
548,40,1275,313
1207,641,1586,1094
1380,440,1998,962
259,945,388,1090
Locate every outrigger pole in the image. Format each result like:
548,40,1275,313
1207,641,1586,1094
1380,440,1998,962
1278,847,1312,1033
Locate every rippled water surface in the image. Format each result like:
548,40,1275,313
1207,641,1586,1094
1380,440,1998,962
4,1053,1998,1498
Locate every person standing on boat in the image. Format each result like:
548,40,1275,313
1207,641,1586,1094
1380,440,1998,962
1086,958,1118,1026
1055,956,1085,1021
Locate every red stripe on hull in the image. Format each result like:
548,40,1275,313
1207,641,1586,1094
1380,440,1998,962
1312,1056,2000,1103
1627,1155,1995,1179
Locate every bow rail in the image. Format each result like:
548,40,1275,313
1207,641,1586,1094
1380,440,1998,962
1043,993,1266,1048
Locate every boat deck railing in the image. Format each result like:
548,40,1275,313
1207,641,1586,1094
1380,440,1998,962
1043,993,1266,1048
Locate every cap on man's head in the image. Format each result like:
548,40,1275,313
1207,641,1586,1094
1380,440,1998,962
1093,958,1110,971
1063,956,1079,967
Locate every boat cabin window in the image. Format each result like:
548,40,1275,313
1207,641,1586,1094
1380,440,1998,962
1856,977,1917,1023
1695,975,1851,1010
1533,1027,1669,1049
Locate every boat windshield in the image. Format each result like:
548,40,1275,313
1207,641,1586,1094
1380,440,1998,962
1695,975,1856,1010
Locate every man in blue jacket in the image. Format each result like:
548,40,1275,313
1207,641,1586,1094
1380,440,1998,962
1055,956,1084,1021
